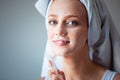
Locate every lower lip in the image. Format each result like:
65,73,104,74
53,40,70,46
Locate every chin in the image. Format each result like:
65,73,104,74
51,45,73,57
53,49,70,57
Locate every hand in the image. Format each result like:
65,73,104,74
48,60,65,80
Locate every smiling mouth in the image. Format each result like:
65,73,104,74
53,40,70,46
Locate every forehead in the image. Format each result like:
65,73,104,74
48,0,87,18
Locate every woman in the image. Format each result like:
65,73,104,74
35,0,120,80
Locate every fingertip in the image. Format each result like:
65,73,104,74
48,60,53,70
48,60,52,66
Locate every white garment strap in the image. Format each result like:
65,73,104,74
102,70,117,80
44,70,117,80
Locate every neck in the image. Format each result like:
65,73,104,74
62,44,105,80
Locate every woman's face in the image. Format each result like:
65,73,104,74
47,0,88,56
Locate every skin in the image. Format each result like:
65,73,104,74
39,0,120,80
114,74,120,80
47,0,88,57
47,0,105,80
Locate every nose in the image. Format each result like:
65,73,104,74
55,24,67,37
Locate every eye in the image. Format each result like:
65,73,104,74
66,20,78,26
48,20,57,25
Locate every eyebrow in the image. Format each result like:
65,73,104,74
48,14,81,19
48,15,57,18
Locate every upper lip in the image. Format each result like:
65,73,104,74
52,39,69,42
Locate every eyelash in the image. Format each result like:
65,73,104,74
48,20,79,27
48,20,57,25
66,20,78,26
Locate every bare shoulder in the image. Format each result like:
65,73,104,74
114,73,120,80
39,77,45,80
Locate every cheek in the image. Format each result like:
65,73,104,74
78,32,87,43
47,29,53,40
71,29,88,44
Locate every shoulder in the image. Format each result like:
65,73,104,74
114,73,120,80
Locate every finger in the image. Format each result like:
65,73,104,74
48,70,56,76
59,70,64,75
48,70,64,79
59,70,65,80
48,60,60,74
51,74,58,80
54,74,65,80
48,69,60,76
51,74,62,80
48,71,65,80
48,60,53,70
